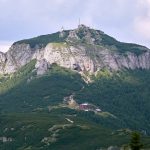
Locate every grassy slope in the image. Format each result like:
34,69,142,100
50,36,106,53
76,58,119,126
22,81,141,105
100,33,148,55
0,112,147,150
0,111,150,150
0,62,84,112
13,31,69,48
13,28,148,55
76,69,150,133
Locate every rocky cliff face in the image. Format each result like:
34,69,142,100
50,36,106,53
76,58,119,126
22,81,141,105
0,25,150,75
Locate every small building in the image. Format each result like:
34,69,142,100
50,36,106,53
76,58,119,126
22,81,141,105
79,103,90,111
79,102,102,113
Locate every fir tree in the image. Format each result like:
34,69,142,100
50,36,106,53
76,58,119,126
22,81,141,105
130,132,143,150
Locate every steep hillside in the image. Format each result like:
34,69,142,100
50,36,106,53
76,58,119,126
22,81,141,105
0,61,150,132
0,61,84,112
76,69,150,133
0,62,150,149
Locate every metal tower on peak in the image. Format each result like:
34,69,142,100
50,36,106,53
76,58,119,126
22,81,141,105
78,18,81,26
59,26,65,38
61,26,64,32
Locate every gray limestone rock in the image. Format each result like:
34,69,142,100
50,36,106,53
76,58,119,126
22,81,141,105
0,26,150,76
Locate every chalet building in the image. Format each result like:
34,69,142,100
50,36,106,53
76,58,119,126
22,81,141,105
79,103,101,112
79,103,90,111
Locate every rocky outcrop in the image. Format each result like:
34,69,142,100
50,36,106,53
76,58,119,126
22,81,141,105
0,52,6,74
40,43,150,73
0,44,34,74
35,59,51,75
0,25,150,75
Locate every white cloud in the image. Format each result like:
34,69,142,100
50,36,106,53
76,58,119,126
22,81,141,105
133,0,150,39
0,0,150,48
134,17,150,39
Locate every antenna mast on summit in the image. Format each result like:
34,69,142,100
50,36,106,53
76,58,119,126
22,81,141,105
61,26,64,32
78,18,81,26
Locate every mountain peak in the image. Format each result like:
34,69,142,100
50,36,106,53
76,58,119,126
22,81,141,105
1,25,149,75
77,24,90,29
64,24,103,45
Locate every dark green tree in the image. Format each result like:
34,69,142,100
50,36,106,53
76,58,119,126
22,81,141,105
130,132,143,150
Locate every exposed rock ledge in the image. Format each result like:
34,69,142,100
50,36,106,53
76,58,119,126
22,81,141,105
0,42,150,75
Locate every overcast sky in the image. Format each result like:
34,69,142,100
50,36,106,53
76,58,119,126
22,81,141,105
0,0,150,52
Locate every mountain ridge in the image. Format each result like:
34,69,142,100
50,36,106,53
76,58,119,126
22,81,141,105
0,24,150,75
